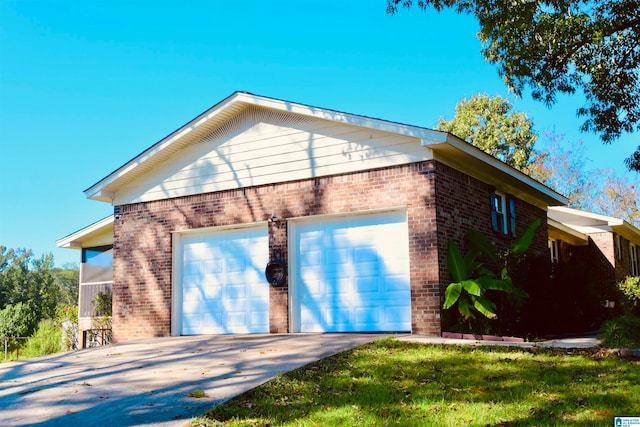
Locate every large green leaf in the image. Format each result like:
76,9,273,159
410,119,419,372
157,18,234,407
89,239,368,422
477,277,513,292
458,297,475,320
447,240,467,282
443,282,462,309
471,295,497,319
511,218,541,255
465,229,499,262
461,280,483,296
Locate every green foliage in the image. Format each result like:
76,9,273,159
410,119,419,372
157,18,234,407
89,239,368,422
617,276,640,315
387,0,640,171
92,291,112,317
437,94,537,170
0,302,37,339
56,305,79,351
444,219,539,324
50,264,80,307
21,319,61,359
0,246,76,324
600,315,640,348
527,133,639,227
88,292,112,347
0,246,79,331
0,302,37,352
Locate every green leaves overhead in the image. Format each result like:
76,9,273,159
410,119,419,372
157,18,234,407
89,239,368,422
387,0,640,171
436,94,537,171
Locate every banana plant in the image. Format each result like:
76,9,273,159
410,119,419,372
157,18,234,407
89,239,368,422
443,218,540,320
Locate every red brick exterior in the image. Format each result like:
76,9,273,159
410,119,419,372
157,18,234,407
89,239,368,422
112,160,549,342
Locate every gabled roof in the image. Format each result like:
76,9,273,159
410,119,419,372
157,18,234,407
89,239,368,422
56,215,114,249
84,91,567,208
548,206,640,243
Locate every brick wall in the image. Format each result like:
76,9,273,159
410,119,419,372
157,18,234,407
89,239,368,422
112,160,548,342
433,162,549,276
585,232,618,293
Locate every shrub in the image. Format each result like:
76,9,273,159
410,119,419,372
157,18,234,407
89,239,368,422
0,302,37,352
21,319,61,359
600,315,640,348
617,276,640,315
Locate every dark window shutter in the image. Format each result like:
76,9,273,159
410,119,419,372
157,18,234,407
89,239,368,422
507,196,516,236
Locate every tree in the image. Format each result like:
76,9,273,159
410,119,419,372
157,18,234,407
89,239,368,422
527,132,640,226
0,303,37,351
0,246,63,324
387,0,640,172
437,94,537,170
525,133,591,207
51,263,79,307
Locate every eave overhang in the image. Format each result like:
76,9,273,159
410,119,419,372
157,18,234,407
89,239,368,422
56,216,114,249
426,135,568,209
548,218,589,246
84,91,567,210
548,206,640,243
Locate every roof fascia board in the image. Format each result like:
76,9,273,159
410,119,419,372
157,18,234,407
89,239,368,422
547,217,589,245
83,92,566,208
548,206,624,226
237,92,450,142
84,92,247,200
56,216,114,249
427,134,568,206
548,207,640,241
84,92,451,201
613,222,640,243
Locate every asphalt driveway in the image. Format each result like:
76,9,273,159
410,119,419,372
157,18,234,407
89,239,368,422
0,333,383,426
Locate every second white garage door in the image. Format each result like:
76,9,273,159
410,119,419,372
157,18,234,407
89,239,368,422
177,224,269,335
290,210,411,333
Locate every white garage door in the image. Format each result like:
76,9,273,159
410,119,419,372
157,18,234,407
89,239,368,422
177,225,269,335
290,210,411,333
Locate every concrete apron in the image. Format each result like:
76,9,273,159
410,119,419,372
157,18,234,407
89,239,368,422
0,333,384,427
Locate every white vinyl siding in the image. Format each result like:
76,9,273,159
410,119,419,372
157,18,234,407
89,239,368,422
114,107,431,205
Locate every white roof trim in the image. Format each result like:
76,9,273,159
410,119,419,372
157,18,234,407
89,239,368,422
84,91,567,207
56,216,114,249
429,135,567,206
548,206,640,242
547,218,589,245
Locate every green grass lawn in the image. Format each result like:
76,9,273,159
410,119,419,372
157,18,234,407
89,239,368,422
191,339,639,427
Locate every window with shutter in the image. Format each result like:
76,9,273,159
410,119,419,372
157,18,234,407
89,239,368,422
490,190,508,235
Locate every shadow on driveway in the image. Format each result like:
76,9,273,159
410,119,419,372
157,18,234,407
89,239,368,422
0,333,384,426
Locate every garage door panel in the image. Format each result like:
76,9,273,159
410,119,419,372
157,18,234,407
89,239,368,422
355,276,380,293
355,306,381,330
292,210,411,333
383,306,411,329
178,225,269,335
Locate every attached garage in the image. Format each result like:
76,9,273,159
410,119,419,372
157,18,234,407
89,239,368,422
173,224,270,335
289,209,411,333
72,92,565,342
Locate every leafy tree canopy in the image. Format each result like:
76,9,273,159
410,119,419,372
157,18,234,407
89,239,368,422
0,246,79,326
387,0,640,171
527,132,640,226
437,94,536,170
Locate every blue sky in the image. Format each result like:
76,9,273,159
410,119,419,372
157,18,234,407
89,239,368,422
0,1,637,268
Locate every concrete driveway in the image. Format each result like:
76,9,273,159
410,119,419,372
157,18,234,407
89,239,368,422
0,333,383,427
